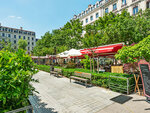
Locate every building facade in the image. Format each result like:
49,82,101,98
0,23,36,54
73,0,150,27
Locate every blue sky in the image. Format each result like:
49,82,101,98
0,0,99,39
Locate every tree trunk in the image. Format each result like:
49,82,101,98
93,53,94,72
97,57,99,73
90,57,92,72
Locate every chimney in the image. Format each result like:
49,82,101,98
74,15,77,19
20,27,23,30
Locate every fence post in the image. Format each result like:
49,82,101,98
127,78,129,95
109,75,110,89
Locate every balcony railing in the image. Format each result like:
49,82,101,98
121,3,127,7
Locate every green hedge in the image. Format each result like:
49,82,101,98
35,65,50,73
36,65,135,93
0,50,38,112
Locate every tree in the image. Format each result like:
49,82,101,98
80,55,93,69
18,38,27,50
33,19,83,56
0,38,14,52
115,35,150,71
81,34,102,72
0,49,37,112
83,9,150,46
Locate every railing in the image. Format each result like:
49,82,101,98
109,75,135,95
132,0,137,2
5,105,33,113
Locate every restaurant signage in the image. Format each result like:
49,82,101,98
138,60,150,98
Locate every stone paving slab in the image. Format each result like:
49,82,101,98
30,71,150,113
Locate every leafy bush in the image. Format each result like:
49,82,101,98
115,35,150,64
0,49,38,112
35,65,50,73
80,55,93,69
37,65,134,94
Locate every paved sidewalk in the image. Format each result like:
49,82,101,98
30,71,150,113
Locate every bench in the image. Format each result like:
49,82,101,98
50,68,62,77
70,71,92,87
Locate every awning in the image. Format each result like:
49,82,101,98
95,43,123,55
80,43,124,56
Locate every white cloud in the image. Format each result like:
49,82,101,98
0,16,26,29
17,16,22,19
9,16,15,18
8,16,22,19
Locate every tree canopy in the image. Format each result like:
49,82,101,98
115,35,150,63
33,19,83,56
33,9,150,56
83,9,150,47
18,38,27,50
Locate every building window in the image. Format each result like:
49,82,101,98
133,6,138,15
14,40,16,44
28,37,30,40
81,21,83,25
2,33,5,37
28,42,30,45
122,0,126,6
5,28,7,32
90,16,93,21
86,10,88,14
113,3,117,11
24,31,27,34
93,5,95,9
14,35,16,38
147,1,150,8
105,8,109,14
23,36,26,39
83,11,85,15
28,32,31,35
32,42,34,46
32,37,34,40
11,29,13,32
8,34,11,38
96,13,99,18
86,18,88,23
19,36,21,39
96,4,99,8
28,47,30,50
19,31,22,34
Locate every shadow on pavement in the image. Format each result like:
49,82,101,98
74,81,93,88
132,99,146,101
29,95,58,113
145,108,150,110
